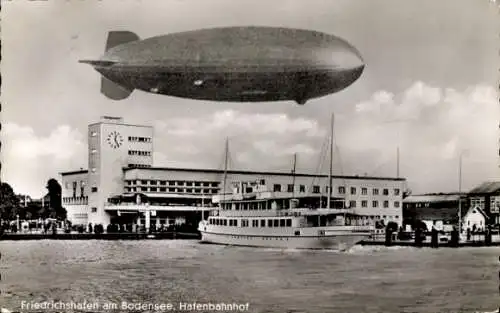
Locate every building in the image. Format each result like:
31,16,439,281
403,193,467,229
466,181,500,225
60,116,407,229
462,206,488,232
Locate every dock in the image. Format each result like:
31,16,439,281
0,232,201,241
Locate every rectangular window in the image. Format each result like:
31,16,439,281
273,219,279,227
299,185,306,192
362,188,368,195
394,201,400,208
91,207,97,213
286,219,292,227
280,219,286,227
349,200,356,208
383,189,389,196
384,200,389,208
361,200,368,208
260,220,266,227
91,187,98,192
338,186,345,194
273,184,281,192
373,201,379,208
313,186,320,194
373,188,379,195
350,187,356,195
287,184,294,193
394,188,400,196
268,220,273,227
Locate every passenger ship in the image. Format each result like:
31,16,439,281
198,181,373,250
198,113,373,250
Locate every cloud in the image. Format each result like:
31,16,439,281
151,81,499,194
1,124,86,197
339,81,499,193
152,111,324,172
2,82,497,197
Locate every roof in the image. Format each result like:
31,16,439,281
123,166,406,181
466,206,489,218
404,206,466,221
403,193,466,203
468,181,500,195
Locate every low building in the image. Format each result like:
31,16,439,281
403,193,467,230
462,206,488,232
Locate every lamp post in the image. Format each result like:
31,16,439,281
458,150,469,236
458,152,463,235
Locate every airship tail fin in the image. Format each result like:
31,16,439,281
105,31,140,51
101,76,133,100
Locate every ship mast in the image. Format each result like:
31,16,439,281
222,137,229,205
327,113,334,209
291,153,297,198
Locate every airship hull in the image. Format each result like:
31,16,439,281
81,27,365,104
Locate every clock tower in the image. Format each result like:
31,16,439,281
87,116,154,225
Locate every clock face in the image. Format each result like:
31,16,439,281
106,131,124,149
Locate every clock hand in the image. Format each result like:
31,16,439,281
114,135,119,146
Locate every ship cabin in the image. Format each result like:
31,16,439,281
207,180,368,228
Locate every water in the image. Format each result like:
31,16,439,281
0,240,498,313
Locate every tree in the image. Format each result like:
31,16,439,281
46,178,67,220
0,182,21,220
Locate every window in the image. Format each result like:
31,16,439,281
394,188,400,196
280,219,286,227
394,201,400,208
350,187,356,195
313,186,320,194
373,188,379,195
361,200,368,208
91,149,97,154
362,188,368,195
273,220,279,227
338,186,345,194
286,219,292,227
287,184,294,193
141,180,148,185
273,184,281,192
383,189,389,196
372,201,379,208
299,185,306,192
91,207,97,213
90,131,97,137
349,200,356,208
150,187,157,192
159,188,166,192
383,201,389,208
260,220,266,227
268,220,273,227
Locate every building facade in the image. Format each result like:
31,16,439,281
467,181,500,225
61,117,407,229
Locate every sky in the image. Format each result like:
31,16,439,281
1,0,499,197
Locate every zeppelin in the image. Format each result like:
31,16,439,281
80,26,365,105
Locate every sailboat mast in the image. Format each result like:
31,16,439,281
291,153,297,198
222,137,229,203
327,113,334,209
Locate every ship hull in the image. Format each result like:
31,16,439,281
199,230,369,250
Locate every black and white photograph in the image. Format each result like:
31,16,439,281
1,0,499,312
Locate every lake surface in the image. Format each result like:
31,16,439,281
0,240,498,313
